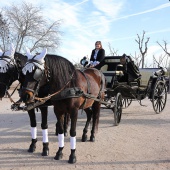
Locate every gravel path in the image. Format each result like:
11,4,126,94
0,89,170,170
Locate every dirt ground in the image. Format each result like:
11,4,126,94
0,86,170,170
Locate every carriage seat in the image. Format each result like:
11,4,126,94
107,62,141,89
103,70,124,88
100,65,108,72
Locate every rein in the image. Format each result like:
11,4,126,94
5,82,21,103
34,71,75,102
6,91,15,103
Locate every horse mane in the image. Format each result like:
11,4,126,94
45,54,76,92
14,52,27,68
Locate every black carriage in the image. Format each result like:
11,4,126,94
98,56,168,126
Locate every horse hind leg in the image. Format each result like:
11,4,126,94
55,112,69,136
27,109,37,153
90,102,101,142
40,107,49,156
81,107,93,142
64,112,70,136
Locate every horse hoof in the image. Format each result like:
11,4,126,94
41,148,49,156
81,134,87,142
41,143,49,156
68,156,76,164
54,152,63,160
28,146,36,153
27,139,37,152
90,136,95,142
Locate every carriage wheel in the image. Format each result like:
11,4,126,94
152,80,167,114
114,93,122,126
122,98,132,109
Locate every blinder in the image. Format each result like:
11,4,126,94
22,65,45,98
33,68,44,81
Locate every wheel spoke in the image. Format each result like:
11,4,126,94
159,100,162,112
154,100,159,111
114,93,122,125
160,99,165,111
152,80,167,113
124,100,126,107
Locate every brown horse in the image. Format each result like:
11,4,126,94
20,49,105,163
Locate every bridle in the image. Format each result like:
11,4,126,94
0,53,19,90
22,59,76,103
22,58,46,100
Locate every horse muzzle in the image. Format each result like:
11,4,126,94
21,88,35,104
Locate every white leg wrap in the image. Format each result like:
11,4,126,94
31,127,37,139
70,136,76,150
58,134,64,148
42,129,49,143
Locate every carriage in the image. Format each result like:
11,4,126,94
0,47,168,163
98,55,168,126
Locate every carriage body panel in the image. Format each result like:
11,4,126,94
101,56,168,114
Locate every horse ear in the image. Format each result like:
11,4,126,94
0,49,3,56
4,43,15,58
26,47,33,60
34,49,47,63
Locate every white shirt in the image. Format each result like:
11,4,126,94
94,49,99,60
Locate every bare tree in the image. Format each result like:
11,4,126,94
152,53,168,68
157,40,170,57
157,40,170,70
0,12,10,51
135,30,150,68
2,1,61,53
157,40,170,94
130,52,142,67
108,42,119,56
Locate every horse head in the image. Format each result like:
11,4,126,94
21,48,47,103
0,44,17,98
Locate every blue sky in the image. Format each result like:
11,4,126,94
0,0,170,66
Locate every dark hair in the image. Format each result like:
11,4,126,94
95,41,102,49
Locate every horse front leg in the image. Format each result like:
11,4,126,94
90,102,101,142
54,109,65,160
40,107,49,156
68,108,78,164
82,107,93,142
27,109,37,153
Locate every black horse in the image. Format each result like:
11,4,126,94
0,49,69,156
20,49,105,163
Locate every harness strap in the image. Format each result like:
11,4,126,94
34,70,75,102
98,70,106,98
79,69,91,94
82,92,114,106
6,91,15,103
78,69,92,110
9,82,21,97
5,82,21,103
